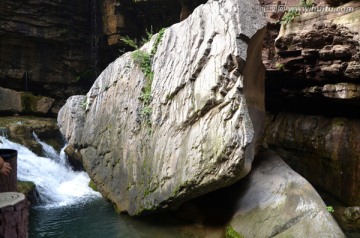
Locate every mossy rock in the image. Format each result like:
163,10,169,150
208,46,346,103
89,180,98,191
17,180,36,196
225,225,244,238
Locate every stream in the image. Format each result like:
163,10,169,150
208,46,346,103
0,136,198,238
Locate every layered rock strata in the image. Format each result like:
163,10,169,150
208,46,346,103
58,0,266,215
265,1,360,116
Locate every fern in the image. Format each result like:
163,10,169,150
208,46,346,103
120,35,138,49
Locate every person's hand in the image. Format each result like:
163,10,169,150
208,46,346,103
0,161,12,176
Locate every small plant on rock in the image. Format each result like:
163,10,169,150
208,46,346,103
275,63,285,71
326,206,335,213
280,9,300,25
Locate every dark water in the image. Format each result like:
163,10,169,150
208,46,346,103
29,197,200,238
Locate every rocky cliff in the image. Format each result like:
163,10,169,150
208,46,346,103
58,0,267,215
0,0,95,111
263,0,360,206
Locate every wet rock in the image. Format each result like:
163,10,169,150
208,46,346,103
0,116,63,156
64,144,83,171
264,113,360,206
58,0,267,215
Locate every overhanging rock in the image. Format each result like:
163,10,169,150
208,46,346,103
58,0,266,215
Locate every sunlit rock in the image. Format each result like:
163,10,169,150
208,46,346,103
58,0,266,215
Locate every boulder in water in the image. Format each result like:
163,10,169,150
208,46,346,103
58,0,266,215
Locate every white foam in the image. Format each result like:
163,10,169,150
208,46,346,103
0,136,100,208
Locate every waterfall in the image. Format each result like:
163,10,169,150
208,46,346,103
32,132,68,167
0,127,9,138
0,136,100,208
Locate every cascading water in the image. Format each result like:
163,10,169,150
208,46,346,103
32,132,68,167
0,135,100,207
0,134,194,237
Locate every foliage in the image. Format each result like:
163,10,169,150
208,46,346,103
129,28,166,128
88,180,98,191
275,63,285,70
281,9,300,25
120,35,139,50
326,206,335,213
150,28,166,56
17,180,36,195
300,0,313,8
132,50,153,80
140,27,154,46
121,27,154,50
81,97,88,110
225,225,244,238
280,0,313,25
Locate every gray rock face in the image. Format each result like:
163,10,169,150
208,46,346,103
0,87,55,115
229,151,345,238
58,0,266,215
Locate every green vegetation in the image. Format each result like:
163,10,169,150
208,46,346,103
280,9,300,25
225,225,244,238
326,206,335,213
88,180,98,191
21,93,38,113
74,69,96,83
123,28,166,128
281,0,314,25
132,50,153,81
150,28,166,56
81,97,88,110
120,35,139,50
275,63,285,70
17,180,36,195
300,0,313,8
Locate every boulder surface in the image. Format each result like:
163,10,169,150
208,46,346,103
229,151,345,238
58,0,266,215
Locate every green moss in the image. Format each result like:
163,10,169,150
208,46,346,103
88,180,98,191
21,93,39,113
129,28,166,129
280,9,300,25
132,50,153,82
82,97,88,110
275,63,285,70
17,180,36,195
225,225,244,238
150,28,166,56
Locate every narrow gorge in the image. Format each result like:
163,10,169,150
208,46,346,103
0,0,359,237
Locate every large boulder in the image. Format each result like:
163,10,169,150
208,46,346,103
58,0,266,215
175,151,345,237
228,151,345,237
0,87,55,115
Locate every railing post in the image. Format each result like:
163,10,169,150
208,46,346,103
0,149,18,192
